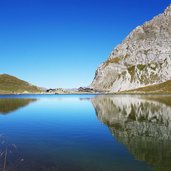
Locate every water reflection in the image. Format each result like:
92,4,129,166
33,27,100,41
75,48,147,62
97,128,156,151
0,98,37,114
92,95,171,171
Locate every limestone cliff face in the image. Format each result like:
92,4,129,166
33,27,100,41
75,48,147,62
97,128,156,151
91,4,171,92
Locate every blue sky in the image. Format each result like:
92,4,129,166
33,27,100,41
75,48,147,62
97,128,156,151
0,0,170,88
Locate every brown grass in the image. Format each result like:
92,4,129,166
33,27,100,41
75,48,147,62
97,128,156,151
0,74,41,94
120,80,171,94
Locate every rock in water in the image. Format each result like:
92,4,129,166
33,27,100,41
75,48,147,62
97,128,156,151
91,4,171,92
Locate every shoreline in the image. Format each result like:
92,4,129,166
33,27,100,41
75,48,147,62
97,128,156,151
0,92,171,96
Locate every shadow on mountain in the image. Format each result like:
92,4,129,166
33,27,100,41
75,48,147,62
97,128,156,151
0,98,37,114
91,95,171,171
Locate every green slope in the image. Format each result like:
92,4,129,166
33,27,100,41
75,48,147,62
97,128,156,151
0,74,42,94
121,80,171,94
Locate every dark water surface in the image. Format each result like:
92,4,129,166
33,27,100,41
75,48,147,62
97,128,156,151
0,94,171,171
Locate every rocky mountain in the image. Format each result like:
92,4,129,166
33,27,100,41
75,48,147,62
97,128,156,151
0,74,42,94
91,95,171,170
91,4,171,93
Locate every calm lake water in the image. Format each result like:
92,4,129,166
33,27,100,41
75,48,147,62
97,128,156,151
0,95,171,171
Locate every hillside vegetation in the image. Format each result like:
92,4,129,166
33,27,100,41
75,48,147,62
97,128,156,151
0,74,42,94
121,80,171,94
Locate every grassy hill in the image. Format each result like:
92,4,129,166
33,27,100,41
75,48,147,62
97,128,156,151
120,80,171,94
0,74,42,94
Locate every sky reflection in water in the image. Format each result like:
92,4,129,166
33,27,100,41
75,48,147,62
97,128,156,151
0,95,170,171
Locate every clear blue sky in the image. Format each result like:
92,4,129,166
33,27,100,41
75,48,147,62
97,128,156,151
0,0,170,88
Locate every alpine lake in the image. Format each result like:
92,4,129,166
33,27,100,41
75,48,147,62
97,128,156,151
0,94,170,171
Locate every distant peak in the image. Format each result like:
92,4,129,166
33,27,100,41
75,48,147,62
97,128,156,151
0,73,10,76
164,4,171,16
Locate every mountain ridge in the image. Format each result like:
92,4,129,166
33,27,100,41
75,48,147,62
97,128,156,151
91,4,171,93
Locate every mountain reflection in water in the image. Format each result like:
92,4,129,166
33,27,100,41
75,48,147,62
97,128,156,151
0,95,170,171
0,98,37,114
92,95,171,171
